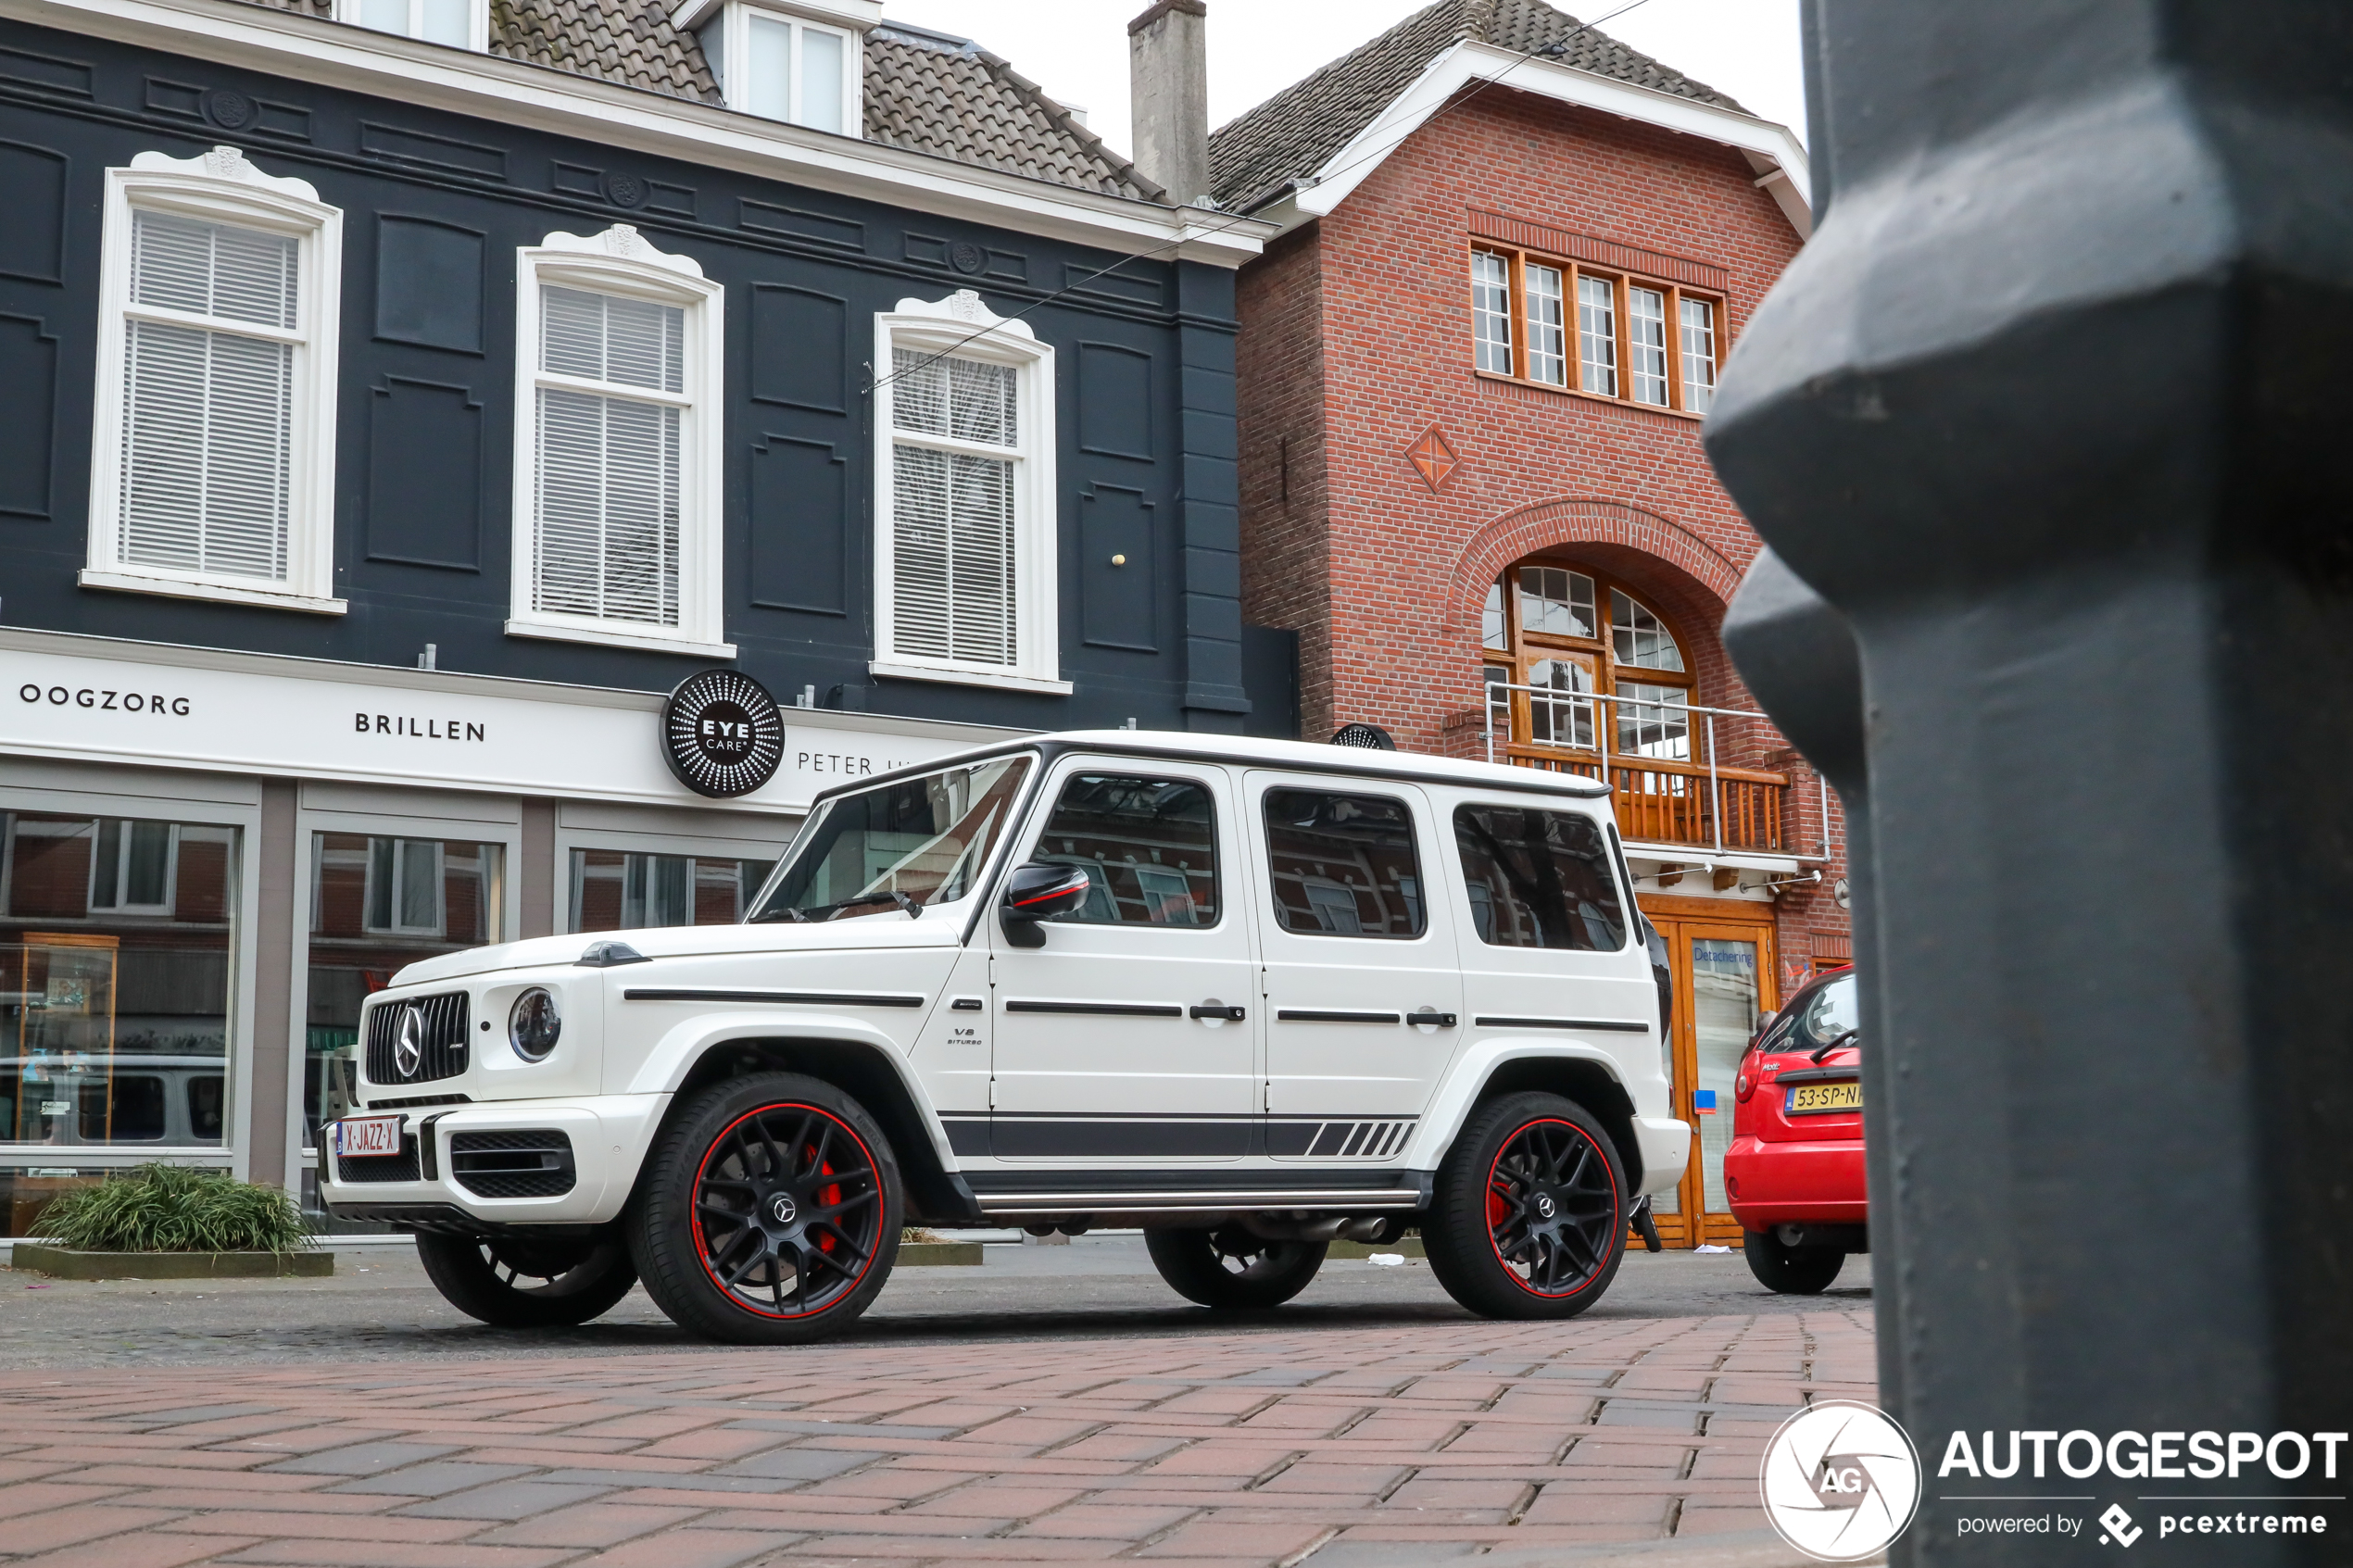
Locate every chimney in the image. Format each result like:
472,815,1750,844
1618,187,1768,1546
1128,0,1210,206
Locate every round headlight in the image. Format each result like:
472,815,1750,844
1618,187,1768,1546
509,987,561,1061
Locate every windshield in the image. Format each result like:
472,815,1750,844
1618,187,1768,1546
1758,972,1857,1055
749,756,1033,922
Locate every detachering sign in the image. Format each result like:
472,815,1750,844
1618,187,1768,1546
3,635,1008,813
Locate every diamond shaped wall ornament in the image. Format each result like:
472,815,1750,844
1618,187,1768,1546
1406,425,1460,492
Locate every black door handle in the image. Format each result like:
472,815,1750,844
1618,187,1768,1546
1407,1009,1458,1028
1189,1001,1246,1021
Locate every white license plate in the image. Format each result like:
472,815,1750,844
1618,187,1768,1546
334,1114,405,1157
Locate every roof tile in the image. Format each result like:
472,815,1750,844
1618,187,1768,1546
224,0,1156,201
1207,0,1745,212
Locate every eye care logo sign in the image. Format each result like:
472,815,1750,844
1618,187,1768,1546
1761,1401,1922,1562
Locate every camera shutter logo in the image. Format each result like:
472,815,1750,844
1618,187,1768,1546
1759,1400,1921,1562
393,1005,425,1079
661,671,785,798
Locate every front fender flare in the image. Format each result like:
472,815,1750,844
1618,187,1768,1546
623,1011,957,1173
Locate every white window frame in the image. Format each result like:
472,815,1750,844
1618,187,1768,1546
333,0,489,53
507,225,732,659
871,290,1067,696
89,819,182,916
675,0,870,135
84,147,345,616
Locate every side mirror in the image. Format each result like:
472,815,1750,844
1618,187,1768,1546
999,863,1092,947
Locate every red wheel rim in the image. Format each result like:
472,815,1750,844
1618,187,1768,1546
689,1101,885,1319
1485,1117,1620,1298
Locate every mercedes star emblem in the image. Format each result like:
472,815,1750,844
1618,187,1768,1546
769,1195,799,1225
393,1006,425,1078
1535,1193,1557,1219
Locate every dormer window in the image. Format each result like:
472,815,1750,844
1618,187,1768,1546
338,0,486,50
676,0,875,136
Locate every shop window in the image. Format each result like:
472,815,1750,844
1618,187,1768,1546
1453,804,1628,951
872,294,1066,694
510,227,728,658
306,833,501,1149
0,811,240,1170
1030,776,1219,928
1262,791,1424,938
1469,242,1723,417
568,850,776,932
86,148,345,614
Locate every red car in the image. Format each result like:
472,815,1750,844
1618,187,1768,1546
1724,966,1866,1293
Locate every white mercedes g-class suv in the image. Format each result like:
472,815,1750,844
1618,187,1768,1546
323,732,1688,1342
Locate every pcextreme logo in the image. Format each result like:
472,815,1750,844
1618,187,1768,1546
1760,1400,1923,1562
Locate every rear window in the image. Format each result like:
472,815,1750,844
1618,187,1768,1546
1263,790,1425,937
1453,804,1627,950
1759,972,1858,1054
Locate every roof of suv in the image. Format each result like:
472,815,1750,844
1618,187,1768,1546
806,729,1613,813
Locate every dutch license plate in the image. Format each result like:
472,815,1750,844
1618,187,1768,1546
1786,1081,1862,1115
334,1114,405,1157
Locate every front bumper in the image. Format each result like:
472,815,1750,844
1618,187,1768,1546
1628,1115,1692,1198
321,1095,668,1229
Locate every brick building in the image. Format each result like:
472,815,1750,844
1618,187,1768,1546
1210,0,1843,1245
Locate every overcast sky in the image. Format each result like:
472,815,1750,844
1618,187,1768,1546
880,0,1806,160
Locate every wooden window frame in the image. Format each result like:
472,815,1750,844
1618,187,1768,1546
1491,560,1696,756
1466,242,1724,420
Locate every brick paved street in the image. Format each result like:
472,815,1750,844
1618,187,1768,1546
0,1243,1879,1566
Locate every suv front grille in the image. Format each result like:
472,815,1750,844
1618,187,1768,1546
449,1130,576,1198
338,1137,421,1183
365,993,470,1087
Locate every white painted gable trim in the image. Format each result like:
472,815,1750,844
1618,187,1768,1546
1286,40,1813,241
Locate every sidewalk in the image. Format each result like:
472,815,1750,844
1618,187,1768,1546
0,1302,1878,1567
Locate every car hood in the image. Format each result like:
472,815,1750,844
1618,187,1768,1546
389,908,968,986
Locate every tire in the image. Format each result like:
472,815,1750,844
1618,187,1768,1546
627,1072,900,1344
1146,1225,1327,1310
1743,1226,1845,1294
415,1231,638,1328
1425,1092,1628,1320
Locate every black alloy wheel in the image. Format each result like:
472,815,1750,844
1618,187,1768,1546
630,1072,900,1344
414,1231,638,1328
1145,1224,1327,1310
1425,1092,1629,1320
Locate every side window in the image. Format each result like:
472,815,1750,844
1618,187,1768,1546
1033,775,1218,927
1263,790,1425,938
1454,804,1628,950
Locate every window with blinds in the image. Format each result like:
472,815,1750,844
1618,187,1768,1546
118,210,299,583
532,285,686,627
887,346,1021,668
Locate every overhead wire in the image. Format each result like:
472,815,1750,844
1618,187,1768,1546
864,0,1660,396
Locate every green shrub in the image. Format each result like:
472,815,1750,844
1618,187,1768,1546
36,1164,313,1253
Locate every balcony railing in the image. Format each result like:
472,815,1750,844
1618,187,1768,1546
1479,682,1824,858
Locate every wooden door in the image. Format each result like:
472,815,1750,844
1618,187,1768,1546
1639,903,1777,1248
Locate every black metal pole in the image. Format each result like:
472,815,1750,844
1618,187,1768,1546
1707,4,2353,1562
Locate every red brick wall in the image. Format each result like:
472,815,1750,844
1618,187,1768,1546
1235,82,1852,973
